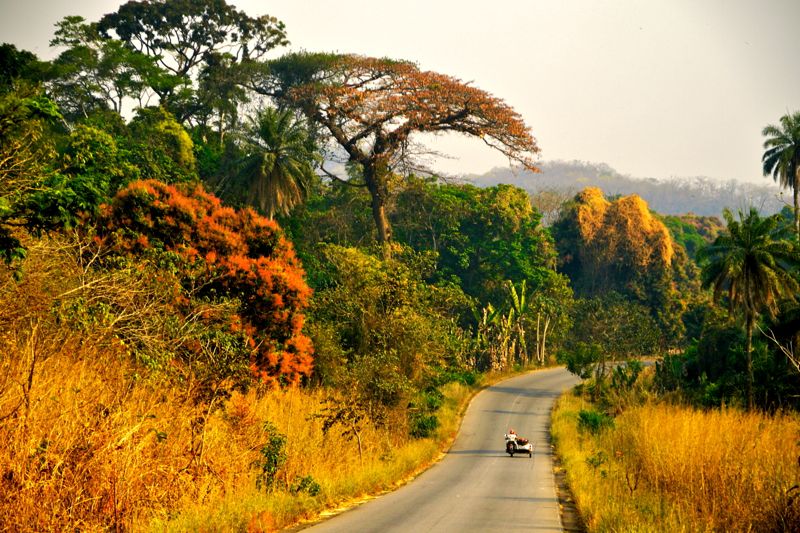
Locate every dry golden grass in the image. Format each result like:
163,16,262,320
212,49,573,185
552,393,800,532
0,316,476,532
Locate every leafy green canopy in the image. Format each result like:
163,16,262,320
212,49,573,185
661,213,724,260
96,0,288,121
393,179,558,305
46,16,179,121
0,43,38,93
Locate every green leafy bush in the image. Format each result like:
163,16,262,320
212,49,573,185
578,409,614,435
409,413,439,439
253,421,287,492
290,475,321,496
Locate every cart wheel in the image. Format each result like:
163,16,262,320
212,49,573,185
529,451,532,458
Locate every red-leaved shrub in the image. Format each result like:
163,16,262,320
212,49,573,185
98,179,313,386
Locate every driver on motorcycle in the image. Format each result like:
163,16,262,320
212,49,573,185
508,428,529,446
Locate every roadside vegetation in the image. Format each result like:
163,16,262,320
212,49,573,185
1,271,479,530
552,128,800,530
0,2,561,529
552,390,800,532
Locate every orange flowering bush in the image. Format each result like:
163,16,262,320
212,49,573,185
98,179,313,386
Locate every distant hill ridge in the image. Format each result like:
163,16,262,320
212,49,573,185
464,160,786,217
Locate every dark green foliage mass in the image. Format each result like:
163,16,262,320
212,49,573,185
0,43,39,93
96,0,288,121
661,214,724,260
393,178,557,306
698,207,800,409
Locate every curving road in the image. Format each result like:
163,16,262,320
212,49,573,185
304,367,580,532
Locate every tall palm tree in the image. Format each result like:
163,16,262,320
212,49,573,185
699,208,800,409
237,107,319,218
762,111,800,239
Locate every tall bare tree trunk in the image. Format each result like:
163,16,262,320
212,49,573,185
535,313,551,364
541,316,550,364
370,193,392,244
363,162,393,250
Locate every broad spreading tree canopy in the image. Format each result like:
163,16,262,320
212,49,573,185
97,0,288,79
96,0,288,121
260,53,541,244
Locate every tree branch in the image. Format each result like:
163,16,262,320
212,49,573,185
318,164,364,187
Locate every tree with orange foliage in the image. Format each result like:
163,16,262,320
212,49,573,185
98,179,313,387
553,187,698,348
258,53,540,245
555,187,678,293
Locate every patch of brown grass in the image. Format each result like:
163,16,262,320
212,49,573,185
552,393,800,532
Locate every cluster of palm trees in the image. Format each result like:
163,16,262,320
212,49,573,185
698,111,800,410
699,208,799,409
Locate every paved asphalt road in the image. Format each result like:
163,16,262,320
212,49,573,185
304,367,581,533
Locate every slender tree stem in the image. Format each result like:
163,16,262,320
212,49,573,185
746,313,755,410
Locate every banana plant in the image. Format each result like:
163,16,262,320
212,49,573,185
505,280,530,366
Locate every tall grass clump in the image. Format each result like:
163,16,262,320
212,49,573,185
0,306,476,531
552,393,800,532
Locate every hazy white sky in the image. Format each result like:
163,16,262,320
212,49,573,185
1,0,798,184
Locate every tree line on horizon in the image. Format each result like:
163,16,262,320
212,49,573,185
471,159,787,219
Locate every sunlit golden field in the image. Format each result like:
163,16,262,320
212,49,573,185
552,392,800,532
0,319,473,531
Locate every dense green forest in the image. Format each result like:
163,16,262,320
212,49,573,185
1,1,799,530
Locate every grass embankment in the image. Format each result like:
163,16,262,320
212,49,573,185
158,379,478,531
0,321,482,531
552,392,800,531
